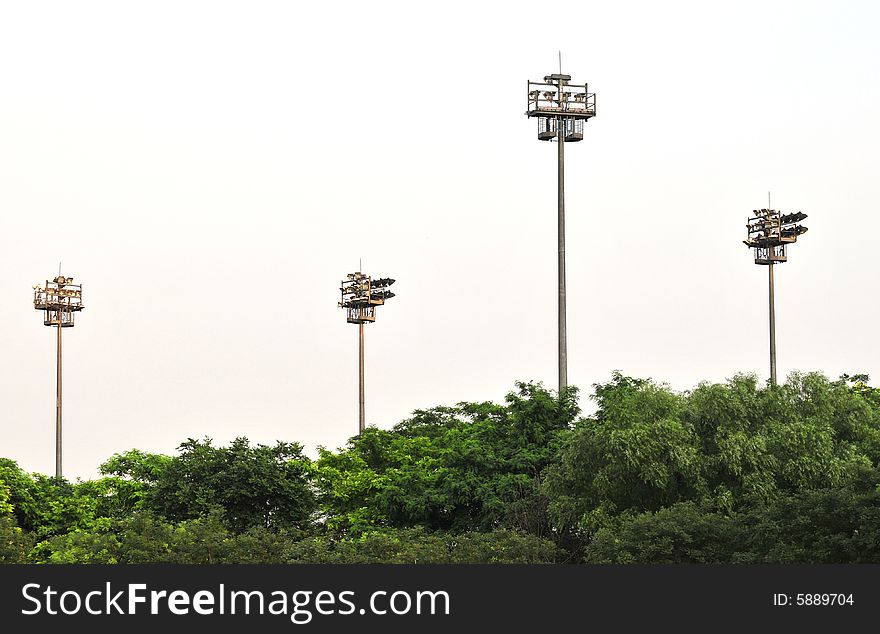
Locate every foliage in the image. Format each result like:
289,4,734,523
105,438,316,533
3,373,880,564
0,515,32,563
280,528,556,564
584,471,880,563
313,382,578,535
34,530,121,564
545,371,880,542
0,459,111,537
584,502,735,564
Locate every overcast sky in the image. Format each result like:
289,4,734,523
1,0,878,480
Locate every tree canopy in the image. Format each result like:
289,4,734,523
2,373,879,564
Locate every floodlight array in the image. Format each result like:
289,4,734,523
33,275,84,327
339,272,395,324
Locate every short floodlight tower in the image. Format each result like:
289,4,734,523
743,207,808,385
526,71,596,392
33,274,84,480
339,271,396,434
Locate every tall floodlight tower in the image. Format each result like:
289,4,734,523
339,271,396,434
33,274,84,480
525,70,596,392
743,207,808,384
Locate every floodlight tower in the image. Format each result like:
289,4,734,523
525,69,596,392
743,207,808,384
33,274,84,480
339,271,396,434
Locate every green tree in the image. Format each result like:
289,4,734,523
684,372,877,501
584,502,737,564
107,438,316,533
545,373,704,537
33,531,121,564
0,459,111,537
584,472,880,564
279,527,556,564
314,382,578,535
97,449,172,518
4,373,880,565
0,481,32,563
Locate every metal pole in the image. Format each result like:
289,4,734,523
55,321,62,480
557,111,568,393
768,260,777,385
358,321,365,433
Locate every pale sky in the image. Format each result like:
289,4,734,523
1,1,878,480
